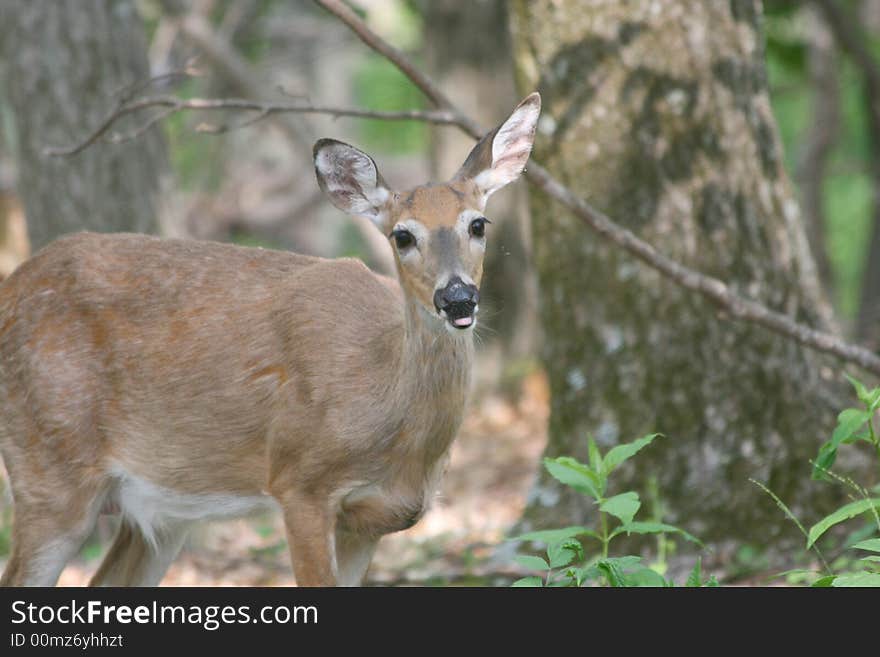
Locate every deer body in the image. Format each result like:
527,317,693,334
0,94,540,586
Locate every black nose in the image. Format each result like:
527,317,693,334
433,276,480,318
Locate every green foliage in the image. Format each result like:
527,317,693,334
831,572,880,587
812,375,880,480
508,433,709,587
754,374,880,587
765,16,873,319
163,78,226,192
352,54,428,154
808,499,880,549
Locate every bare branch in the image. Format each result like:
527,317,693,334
313,0,483,138
314,0,880,377
109,106,179,144
43,97,458,157
43,0,880,376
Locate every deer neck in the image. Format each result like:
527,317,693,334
388,297,474,462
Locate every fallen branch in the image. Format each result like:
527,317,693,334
41,1,880,377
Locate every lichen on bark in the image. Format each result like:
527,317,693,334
1,0,170,250
510,0,852,557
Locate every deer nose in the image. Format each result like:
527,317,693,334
434,276,479,322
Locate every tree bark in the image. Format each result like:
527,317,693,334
1,0,170,251
510,0,846,552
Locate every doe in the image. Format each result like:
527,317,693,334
0,93,541,586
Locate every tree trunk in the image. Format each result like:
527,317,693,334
1,0,170,251
510,0,846,554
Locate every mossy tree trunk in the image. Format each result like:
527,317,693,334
1,0,170,251
510,0,847,551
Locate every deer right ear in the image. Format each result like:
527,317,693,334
454,92,541,201
313,139,392,228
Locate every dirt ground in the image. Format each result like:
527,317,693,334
29,372,549,586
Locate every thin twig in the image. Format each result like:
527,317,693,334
313,0,880,378
41,1,880,377
313,0,479,137
108,106,179,144
43,97,458,157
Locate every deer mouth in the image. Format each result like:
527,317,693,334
442,301,477,330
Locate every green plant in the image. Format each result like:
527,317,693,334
508,434,710,587
754,374,880,587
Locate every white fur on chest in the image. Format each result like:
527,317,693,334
109,464,278,546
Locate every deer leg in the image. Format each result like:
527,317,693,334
334,529,377,586
276,491,337,586
89,521,188,587
0,494,103,587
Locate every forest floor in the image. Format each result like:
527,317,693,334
35,372,550,586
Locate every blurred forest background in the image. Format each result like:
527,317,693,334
0,0,878,586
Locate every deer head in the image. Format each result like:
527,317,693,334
313,93,541,332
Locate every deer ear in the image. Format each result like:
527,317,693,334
313,139,392,227
455,92,541,199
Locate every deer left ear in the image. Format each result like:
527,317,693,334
455,92,541,199
313,138,392,228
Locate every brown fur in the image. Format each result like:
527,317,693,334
0,93,540,587
0,233,471,586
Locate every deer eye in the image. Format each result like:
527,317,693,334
391,228,415,250
469,217,489,238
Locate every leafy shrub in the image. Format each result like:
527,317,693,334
508,434,711,587
754,374,880,587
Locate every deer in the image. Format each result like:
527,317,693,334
0,93,541,587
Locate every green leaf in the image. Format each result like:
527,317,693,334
831,572,880,587
811,441,838,481
509,526,599,545
511,576,543,587
588,436,603,474
841,431,872,444
811,575,836,587
807,498,880,548
849,372,880,411
573,565,601,586
813,408,872,481
513,555,550,571
858,555,880,563
624,565,668,587
600,492,641,526
845,374,870,405
547,538,584,569
852,538,880,553
831,408,871,447
596,556,642,588
611,521,703,546
597,560,627,587
543,457,602,500
768,568,819,580
686,558,702,587
603,434,661,474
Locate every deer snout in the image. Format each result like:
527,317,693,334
433,276,480,329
